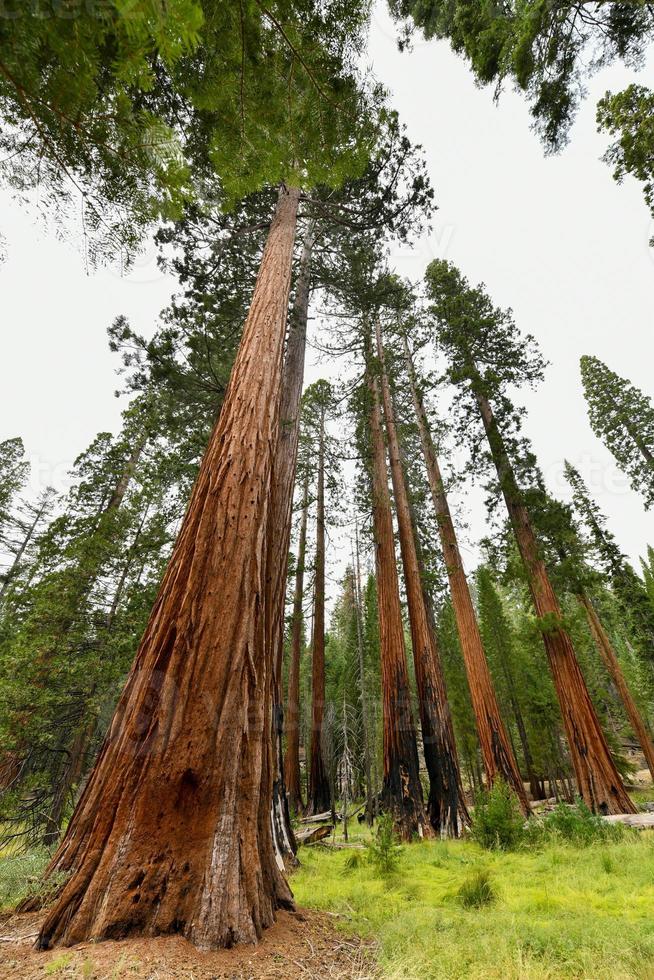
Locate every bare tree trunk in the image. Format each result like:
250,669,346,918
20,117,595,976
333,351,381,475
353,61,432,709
377,324,466,836
268,222,315,862
36,185,301,951
0,495,50,602
474,385,635,815
352,520,374,825
402,337,529,813
579,592,654,780
284,474,309,814
367,364,427,840
307,404,332,815
104,433,148,514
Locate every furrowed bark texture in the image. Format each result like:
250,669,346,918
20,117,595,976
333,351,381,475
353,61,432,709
36,186,301,951
402,338,529,813
377,325,465,835
307,404,332,815
368,369,427,840
579,592,654,780
475,386,635,815
284,474,309,814
267,223,315,860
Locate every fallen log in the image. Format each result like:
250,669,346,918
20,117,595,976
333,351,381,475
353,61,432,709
299,811,333,825
295,824,333,846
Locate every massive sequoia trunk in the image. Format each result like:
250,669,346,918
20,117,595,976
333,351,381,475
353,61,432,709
402,337,529,813
579,592,654,780
307,402,332,815
475,385,635,815
36,185,301,951
268,223,315,861
367,363,427,840
284,473,309,814
377,324,466,835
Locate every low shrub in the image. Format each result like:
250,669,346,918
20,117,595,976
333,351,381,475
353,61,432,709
457,868,496,909
366,813,403,876
525,800,630,848
469,780,526,851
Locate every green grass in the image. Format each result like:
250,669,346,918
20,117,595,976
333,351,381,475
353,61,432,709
0,846,66,913
291,825,654,979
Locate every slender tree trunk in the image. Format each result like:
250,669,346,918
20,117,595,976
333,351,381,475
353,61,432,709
474,385,635,815
0,497,49,601
352,521,374,825
307,405,332,815
377,325,466,835
36,185,301,952
104,433,148,514
579,592,654,780
284,474,309,815
402,337,529,813
43,714,96,849
493,647,542,801
268,222,315,862
367,364,427,840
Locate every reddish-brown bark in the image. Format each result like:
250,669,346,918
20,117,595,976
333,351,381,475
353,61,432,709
36,185,301,951
368,366,427,840
376,324,466,836
307,403,332,815
475,386,635,815
284,473,309,814
579,592,654,780
402,338,529,813
352,520,375,824
267,223,315,861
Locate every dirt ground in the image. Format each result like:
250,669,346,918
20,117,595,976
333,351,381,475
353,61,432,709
0,909,377,979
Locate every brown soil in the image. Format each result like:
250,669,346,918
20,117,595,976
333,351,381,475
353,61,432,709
0,909,376,979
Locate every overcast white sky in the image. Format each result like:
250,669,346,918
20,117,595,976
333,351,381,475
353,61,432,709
1,4,653,589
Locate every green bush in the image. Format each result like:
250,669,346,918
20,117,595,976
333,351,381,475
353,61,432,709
366,813,403,876
469,780,526,851
525,801,630,848
457,868,497,909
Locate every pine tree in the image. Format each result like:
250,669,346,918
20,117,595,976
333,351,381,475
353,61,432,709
580,355,654,510
597,85,654,230
476,567,541,801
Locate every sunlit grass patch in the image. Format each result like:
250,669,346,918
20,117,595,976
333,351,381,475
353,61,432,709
292,827,654,979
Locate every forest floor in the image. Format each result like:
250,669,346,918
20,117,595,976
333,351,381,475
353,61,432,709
291,809,654,979
5,791,654,979
0,907,376,979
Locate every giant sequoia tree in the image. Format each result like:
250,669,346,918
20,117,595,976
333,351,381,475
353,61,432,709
36,186,301,951
425,259,635,815
29,0,378,948
303,381,337,816
399,328,529,813
365,363,427,840
376,320,467,835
